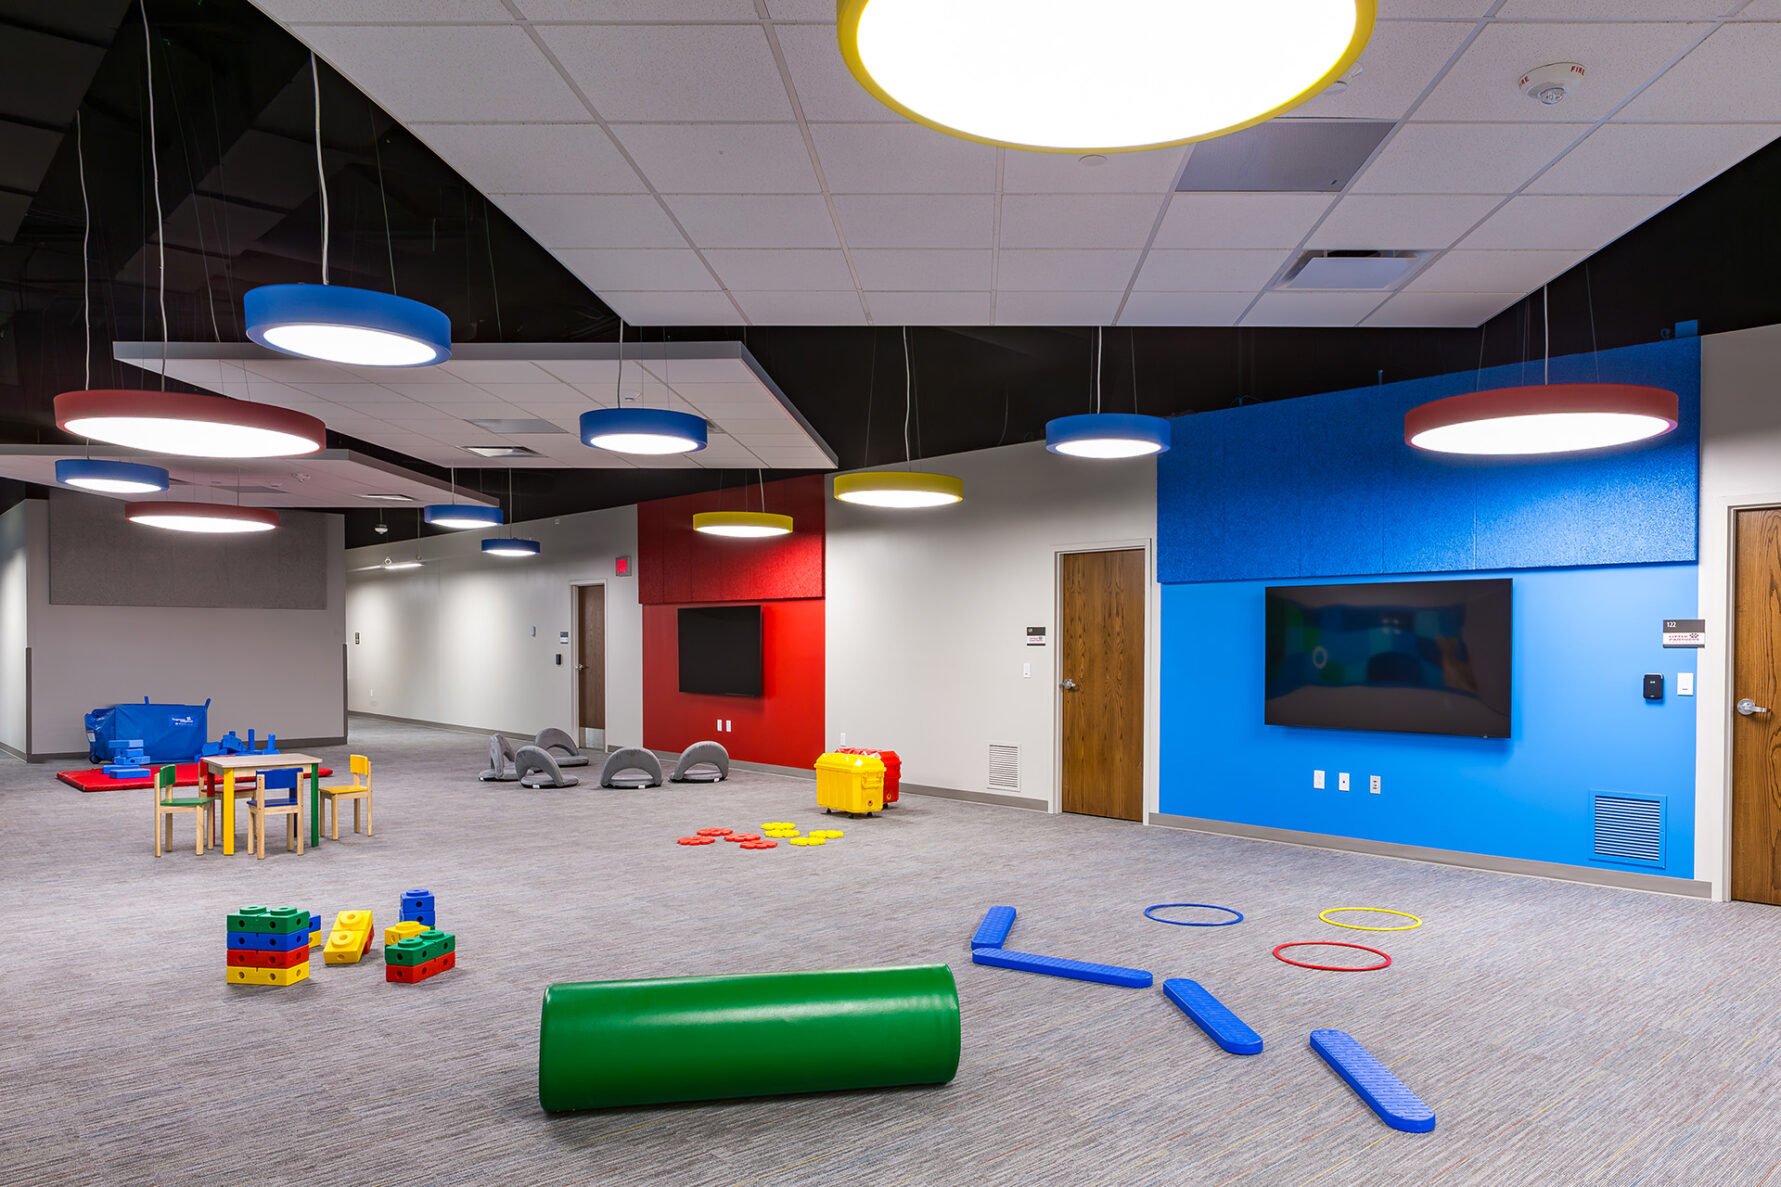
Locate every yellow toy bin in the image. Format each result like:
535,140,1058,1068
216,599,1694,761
814,752,885,816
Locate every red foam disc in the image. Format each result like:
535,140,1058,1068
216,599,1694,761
1272,941,1391,972
676,836,716,846
724,833,762,843
695,827,733,837
739,840,777,849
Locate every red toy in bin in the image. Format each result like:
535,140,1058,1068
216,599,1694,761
837,748,900,804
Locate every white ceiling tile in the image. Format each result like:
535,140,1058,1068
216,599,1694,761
998,195,1164,249
1117,292,1254,327
613,124,819,194
1738,0,1781,16
517,0,758,16
999,146,1187,195
809,123,999,193
775,23,902,122
993,292,1122,325
1526,122,1781,194
831,194,994,248
663,195,840,248
1153,194,1334,249
1350,122,1588,194
1362,291,1522,327
850,249,993,291
1133,250,1292,292
1286,21,1476,122
1494,0,1734,16
1307,194,1502,249
408,123,642,198
762,0,834,18
267,0,513,20
1415,23,1710,124
997,249,1142,292
707,248,856,290
865,288,997,320
539,24,794,122
1378,0,1493,14
294,26,586,122
1403,248,1586,293
536,361,619,385
1458,194,1674,250
732,291,867,324
1618,23,1781,123
556,248,720,290
493,194,686,249
438,360,552,383
1242,292,1386,327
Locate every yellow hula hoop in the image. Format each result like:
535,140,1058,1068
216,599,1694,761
1319,907,1422,932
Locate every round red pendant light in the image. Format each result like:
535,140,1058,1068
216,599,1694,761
125,501,280,534
1404,383,1678,457
56,390,326,459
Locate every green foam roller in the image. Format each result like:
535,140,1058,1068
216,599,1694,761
537,963,961,1112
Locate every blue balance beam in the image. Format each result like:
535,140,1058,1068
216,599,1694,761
1309,1029,1435,1133
1162,978,1263,1055
971,947,1152,988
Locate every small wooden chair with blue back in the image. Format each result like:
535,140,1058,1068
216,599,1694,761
152,763,210,857
248,767,305,860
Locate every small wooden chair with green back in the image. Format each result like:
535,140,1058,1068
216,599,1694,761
152,764,210,857
319,755,373,840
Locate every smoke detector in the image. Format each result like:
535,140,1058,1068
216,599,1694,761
1521,62,1585,106
374,522,389,536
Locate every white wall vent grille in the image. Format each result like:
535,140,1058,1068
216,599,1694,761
1592,792,1663,867
987,743,1020,792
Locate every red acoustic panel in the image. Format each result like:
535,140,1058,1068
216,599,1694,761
643,598,825,771
637,475,825,605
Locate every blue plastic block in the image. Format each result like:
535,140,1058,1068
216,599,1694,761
971,947,1152,988
105,766,151,779
227,929,311,952
971,906,1016,950
400,889,435,925
1162,978,1263,1055
309,913,321,934
1309,1029,1435,1134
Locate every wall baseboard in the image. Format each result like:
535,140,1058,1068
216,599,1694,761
903,782,1048,811
349,711,536,740
0,741,26,762
1146,812,1713,899
283,735,348,751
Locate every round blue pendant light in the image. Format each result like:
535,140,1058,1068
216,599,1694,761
423,503,503,530
580,408,708,455
1046,412,1171,458
55,458,170,494
245,283,450,368
482,537,541,558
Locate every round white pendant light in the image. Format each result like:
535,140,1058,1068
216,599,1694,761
54,458,170,493
837,0,1375,153
1404,384,1679,457
482,537,541,558
580,408,708,456
834,471,963,508
693,510,795,538
125,501,279,534
382,556,424,570
55,390,326,459
245,283,450,367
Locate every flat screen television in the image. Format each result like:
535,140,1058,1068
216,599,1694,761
678,605,763,697
1264,579,1512,738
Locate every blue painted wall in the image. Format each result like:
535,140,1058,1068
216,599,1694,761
1158,338,1700,583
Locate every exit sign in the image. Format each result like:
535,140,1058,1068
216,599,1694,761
615,556,631,577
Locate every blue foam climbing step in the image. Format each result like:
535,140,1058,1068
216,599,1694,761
1309,1029,1435,1133
1162,978,1263,1055
971,906,1017,950
971,946,1152,988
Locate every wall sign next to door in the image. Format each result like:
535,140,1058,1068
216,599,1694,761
1026,627,1046,646
1663,618,1705,648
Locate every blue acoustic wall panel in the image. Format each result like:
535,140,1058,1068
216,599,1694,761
1158,338,1699,584
1157,566,1698,878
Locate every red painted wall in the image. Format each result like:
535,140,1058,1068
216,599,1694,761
642,599,825,769
637,475,824,605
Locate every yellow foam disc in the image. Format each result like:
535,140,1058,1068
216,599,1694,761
790,837,812,846
762,822,793,830
805,835,827,845
1319,907,1422,932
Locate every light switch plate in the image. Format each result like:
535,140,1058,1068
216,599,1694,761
1678,672,1694,696
1338,772,1351,792
1313,769,1325,789
1023,663,1031,678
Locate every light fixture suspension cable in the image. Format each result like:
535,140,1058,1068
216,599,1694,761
77,112,90,393
902,326,912,465
1094,326,1103,414
312,54,329,285
142,2,167,389
615,319,625,406
1542,284,1550,386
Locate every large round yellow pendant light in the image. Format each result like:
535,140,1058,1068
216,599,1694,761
693,511,795,538
837,0,1375,154
832,328,962,510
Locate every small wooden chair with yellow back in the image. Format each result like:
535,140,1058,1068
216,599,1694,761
248,766,305,860
319,755,373,840
152,763,211,856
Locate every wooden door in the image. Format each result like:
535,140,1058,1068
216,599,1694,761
1733,509,1781,904
1059,549,1145,821
576,585,605,733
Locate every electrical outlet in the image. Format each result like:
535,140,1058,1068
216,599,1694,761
1313,769,1325,789
1023,662,1031,678
717,718,723,731
1369,775,1381,794
1338,772,1351,792
839,732,847,745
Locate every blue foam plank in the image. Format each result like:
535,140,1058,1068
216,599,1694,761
227,929,310,952
970,906,1016,950
1162,978,1263,1055
1309,1029,1435,1133
971,946,1152,988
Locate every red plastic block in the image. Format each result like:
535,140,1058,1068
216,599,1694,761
385,950,456,984
227,946,311,969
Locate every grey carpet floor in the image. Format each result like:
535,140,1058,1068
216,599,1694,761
3,717,1779,1187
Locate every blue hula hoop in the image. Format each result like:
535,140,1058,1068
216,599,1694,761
1144,902,1244,927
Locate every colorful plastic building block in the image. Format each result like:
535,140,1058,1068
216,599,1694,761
322,909,374,965
226,905,312,987
399,889,435,928
228,963,310,987
309,912,322,947
227,929,310,952
386,950,456,983
385,920,428,946
385,929,455,966
228,906,310,934
227,946,310,969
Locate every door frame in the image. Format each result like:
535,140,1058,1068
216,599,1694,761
568,580,610,746
1050,537,1158,820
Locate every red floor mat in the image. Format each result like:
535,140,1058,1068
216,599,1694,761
58,762,332,792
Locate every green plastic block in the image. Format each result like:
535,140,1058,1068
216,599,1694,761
228,906,310,934
420,929,456,956
386,932,452,966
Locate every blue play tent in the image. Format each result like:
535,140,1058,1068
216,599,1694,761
84,698,210,764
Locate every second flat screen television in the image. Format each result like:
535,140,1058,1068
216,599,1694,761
678,605,763,697
1264,578,1512,738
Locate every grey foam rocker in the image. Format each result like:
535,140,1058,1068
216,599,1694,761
599,747,664,789
514,744,579,789
479,734,520,782
534,726,590,768
670,740,730,784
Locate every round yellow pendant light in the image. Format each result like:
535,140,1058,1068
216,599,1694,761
834,472,963,508
693,511,795,538
837,0,1375,154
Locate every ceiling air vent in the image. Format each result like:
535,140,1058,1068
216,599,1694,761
987,743,1020,792
462,444,542,458
464,418,569,435
1281,250,1421,291
1177,119,1394,193
1592,792,1663,867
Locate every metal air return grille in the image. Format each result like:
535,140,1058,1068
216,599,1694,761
1592,792,1663,867
987,743,1020,793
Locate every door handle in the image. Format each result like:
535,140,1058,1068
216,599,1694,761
1060,678,1079,691
575,664,586,671
1737,697,1769,716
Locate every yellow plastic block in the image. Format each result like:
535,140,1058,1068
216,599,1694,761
323,908,374,965
335,909,373,933
385,920,427,946
226,962,310,987
309,931,321,948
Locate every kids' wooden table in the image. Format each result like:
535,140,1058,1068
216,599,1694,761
201,753,325,856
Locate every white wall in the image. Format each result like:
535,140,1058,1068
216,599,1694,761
344,505,642,745
22,499,347,756
0,502,28,755
1696,324,1781,898
826,442,1157,809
